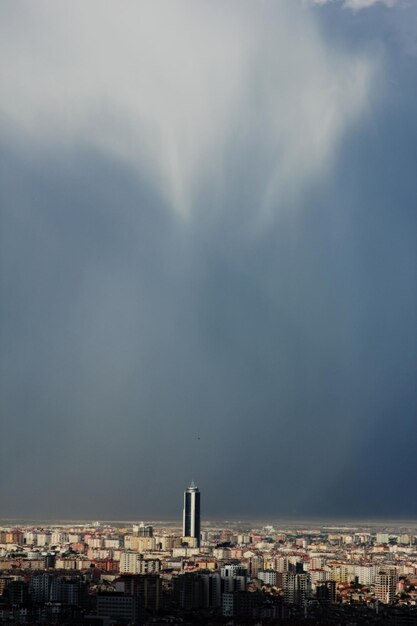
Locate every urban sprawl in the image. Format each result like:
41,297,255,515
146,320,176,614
1,484,417,625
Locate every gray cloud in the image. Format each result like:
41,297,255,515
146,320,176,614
0,1,416,521
344,0,397,9
0,1,373,220
309,0,398,10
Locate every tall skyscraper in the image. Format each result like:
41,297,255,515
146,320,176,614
182,481,201,547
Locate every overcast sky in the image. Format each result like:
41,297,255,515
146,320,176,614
0,0,416,521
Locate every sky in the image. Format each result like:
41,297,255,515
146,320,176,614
0,0,416,521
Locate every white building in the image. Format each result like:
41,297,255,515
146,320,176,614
35,533,50,547
119,552,160,574
258,570,277,586
310,569,331,587
119,551,142,574
354,565,379,585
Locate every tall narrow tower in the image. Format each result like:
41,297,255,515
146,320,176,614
182,481,201,547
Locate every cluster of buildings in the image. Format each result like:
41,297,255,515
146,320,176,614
1,484,417,624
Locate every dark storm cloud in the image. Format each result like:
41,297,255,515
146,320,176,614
0,1,416,520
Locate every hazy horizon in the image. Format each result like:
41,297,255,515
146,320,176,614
2,515,417,527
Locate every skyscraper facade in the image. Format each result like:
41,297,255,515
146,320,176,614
182,481,201,547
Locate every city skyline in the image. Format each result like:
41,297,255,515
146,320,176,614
1,515,417,624
1,0,416,521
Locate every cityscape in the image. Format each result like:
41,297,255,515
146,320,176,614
1,1,417,624
1,483,417,624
